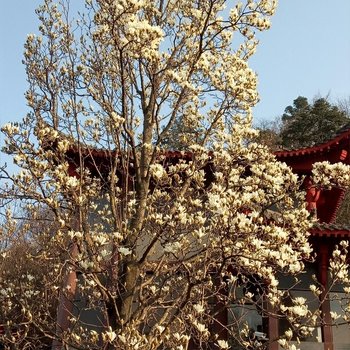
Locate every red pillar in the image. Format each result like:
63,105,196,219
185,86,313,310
52,242,78,349
318,243,333,350
210,274,228,349
268,304,279,350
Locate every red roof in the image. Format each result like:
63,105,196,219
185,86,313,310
273,125,350,224
310,223,350,238
274,124,350,172
60,124,350,228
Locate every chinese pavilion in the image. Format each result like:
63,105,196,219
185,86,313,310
271,124,350,350
58,124,350,350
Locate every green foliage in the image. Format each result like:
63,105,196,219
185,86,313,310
159,115,203,151
335,191,350,225
279,96,349,149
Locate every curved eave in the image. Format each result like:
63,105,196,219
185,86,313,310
310,228,350,238
316,187,345,224
274,127,350,159
65,146,195,162
329,189,346,223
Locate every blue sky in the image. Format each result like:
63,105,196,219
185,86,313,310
251,0,350,121
1,0,350,148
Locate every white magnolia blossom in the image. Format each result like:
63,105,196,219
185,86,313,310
102,327,117,343
217,339,230,349
312,161,350,188
149,164,167,181
193,303,205,314
119,247,132,256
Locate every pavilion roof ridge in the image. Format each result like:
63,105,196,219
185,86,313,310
310,221,350,238
274,122,350,158
313,222,350,231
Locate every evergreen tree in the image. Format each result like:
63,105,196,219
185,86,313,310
280,96,349,148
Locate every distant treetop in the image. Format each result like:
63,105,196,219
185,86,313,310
279,96,349,149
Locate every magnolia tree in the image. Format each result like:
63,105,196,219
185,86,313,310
2,0,350,349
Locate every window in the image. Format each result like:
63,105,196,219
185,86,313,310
330,292,350,349
278,263,322,349
227,280,268,349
